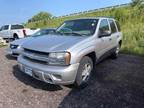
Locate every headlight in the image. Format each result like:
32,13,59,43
17,45,22,49
10,44,19,49
48,52,71,66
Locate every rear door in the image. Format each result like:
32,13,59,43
108,19,120,48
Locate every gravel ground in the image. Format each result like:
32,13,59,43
0,47,144,108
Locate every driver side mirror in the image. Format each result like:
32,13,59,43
50,29,56,33
98,30,111,38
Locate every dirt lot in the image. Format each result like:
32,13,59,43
0,47,144,108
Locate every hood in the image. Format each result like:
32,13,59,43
22,35,87,52
11,37,33,46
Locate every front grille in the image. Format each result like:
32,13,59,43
24,48,49,58
23,48,49,64
23,56,47,65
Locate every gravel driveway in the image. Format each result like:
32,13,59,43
0,47,144,108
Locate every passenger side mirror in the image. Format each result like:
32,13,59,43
98,30,111,38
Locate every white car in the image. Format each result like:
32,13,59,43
0,24,39,40
7,28,55,57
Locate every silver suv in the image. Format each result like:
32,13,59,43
18,17,122,87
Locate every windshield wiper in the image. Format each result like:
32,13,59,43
53,31,85,36
63,32,83,36
54,31,64,35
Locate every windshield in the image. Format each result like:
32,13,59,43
32,29,55,37
56,19,98,36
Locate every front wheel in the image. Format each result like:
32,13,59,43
74,56,93,88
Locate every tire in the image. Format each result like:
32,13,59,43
74,56,93,88
111,44,121,59
13,34,19,40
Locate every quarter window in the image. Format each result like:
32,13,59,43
115,21,121,31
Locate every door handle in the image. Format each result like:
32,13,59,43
109,38,112,41
117,35,120,38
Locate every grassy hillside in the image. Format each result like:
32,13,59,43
26,6,144,56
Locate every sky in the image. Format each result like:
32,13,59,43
0,0,131,26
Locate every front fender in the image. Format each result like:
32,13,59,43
70,45,96,64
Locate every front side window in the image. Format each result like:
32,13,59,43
109,20,117,33
56,19,98,36
98,19,110,36
11,25,24,30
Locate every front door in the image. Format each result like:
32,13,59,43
96,19,112,59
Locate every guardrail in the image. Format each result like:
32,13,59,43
58,3,130,18
27,3,130,24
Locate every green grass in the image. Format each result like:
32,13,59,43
121,22,144,56
26,6,144,56
0,44,7,48
0,45,4,48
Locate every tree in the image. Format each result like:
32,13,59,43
28,12,52,23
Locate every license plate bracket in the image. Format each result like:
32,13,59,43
24,66,32,76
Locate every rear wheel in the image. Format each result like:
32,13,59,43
111,44,120,59
74,56,93,88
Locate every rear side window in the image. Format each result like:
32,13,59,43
115,21,121,31
109,20,117,33
11,25,24,30
2,25,9,30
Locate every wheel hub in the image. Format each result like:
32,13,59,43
82,63,92,81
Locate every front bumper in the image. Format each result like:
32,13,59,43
17,55,79,85
6,48,22,57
